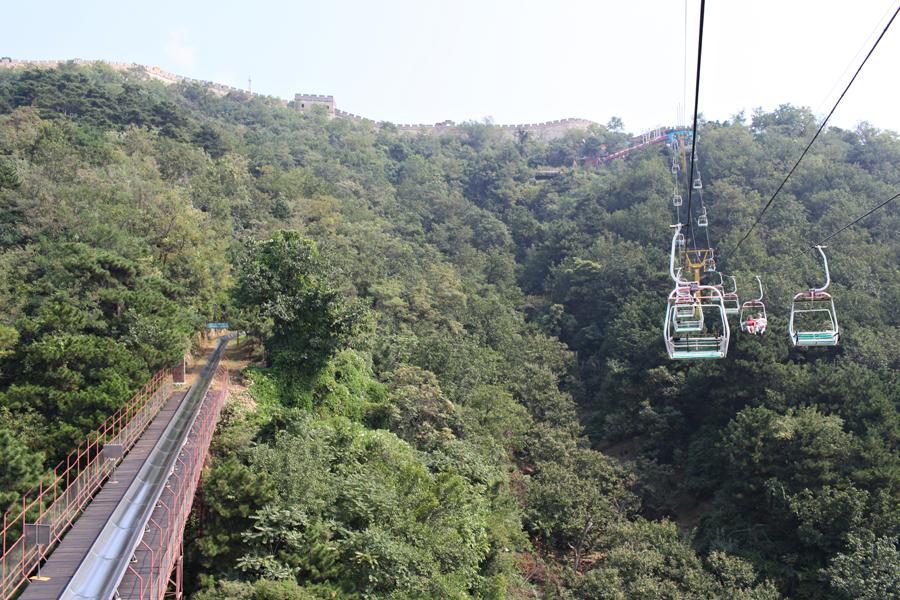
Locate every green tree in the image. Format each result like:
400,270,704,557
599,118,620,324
234,230,367,372
193,456,275,569
574,520,780,599
825,535,900,599
381,365,457,443
191,123,233,159
0,427,44,509
606,116,624,133
193,578,318,600
0,162,21,190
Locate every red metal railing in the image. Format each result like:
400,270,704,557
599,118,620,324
0,367,173,599
119,365,228,600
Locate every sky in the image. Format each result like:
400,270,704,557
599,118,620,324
5,0,900,135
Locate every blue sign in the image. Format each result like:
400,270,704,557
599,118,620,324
206,322,231,329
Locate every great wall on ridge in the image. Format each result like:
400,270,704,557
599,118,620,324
0,58,600,141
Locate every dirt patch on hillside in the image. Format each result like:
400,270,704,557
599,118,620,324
669,468,715,533
601,436,715,532
600,436,641,463
177,331,255,393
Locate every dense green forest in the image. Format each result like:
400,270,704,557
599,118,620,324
2,61,900,599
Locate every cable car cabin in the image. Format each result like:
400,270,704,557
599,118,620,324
697,208,708,227
723,292,740,315
790,291,839,346
739,275,765,329
673,194,683,207
740,300,767,334
723,276,740,315
675,233,685,248
713,281,739,316
789,246,839,347
672,294,704,332
665,286,730,359
693,177,702,190
714,284,726,306
672,163,680,174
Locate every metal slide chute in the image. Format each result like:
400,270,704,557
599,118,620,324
59,334,238,600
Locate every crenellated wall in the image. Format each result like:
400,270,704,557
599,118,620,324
0,58,597,138
0,58,289,105
381,117,597,141
0,58,138,69
295,94,335,114
290,88,597,140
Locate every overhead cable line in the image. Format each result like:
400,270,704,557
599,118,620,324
684,0,706,229
684,0,688,122
723,4,900,263
703,199,712,249
764,189,900,274
813,1,900,118
727,188,900,280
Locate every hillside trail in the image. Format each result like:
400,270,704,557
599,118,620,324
179,330,253,394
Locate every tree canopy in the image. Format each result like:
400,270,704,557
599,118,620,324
3,62,900,599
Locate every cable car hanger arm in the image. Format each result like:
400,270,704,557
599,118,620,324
811,245,831,293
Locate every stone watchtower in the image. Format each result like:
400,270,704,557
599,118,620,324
294,94,335,116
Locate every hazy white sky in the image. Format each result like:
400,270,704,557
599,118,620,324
5,0,900,134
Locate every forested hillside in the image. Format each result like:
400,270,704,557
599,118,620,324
2,61,900,599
